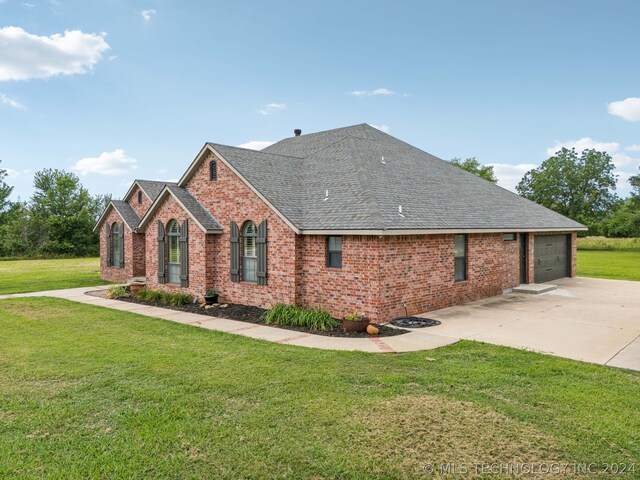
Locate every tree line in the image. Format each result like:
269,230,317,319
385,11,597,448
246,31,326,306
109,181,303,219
0,163,110,258
0,149,638,259
451,149,640,237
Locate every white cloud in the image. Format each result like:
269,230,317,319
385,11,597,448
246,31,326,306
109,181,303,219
4,167,31,178
625,144,640,152
141,9,156,22
72,149,137,176
22,2,34,7
237,140,274,150
0,26,110,81
488,163,538,192
370,124,390,133
0,92,25,109
259,103,286,115
607,97,640,122
351,87,404,97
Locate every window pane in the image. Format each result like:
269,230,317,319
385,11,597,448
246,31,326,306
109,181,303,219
503,233,516,241
169,235,180,264
454,235,466,257
243,257,257,282
244,235,256,258
168,264,181,284
454,257,466,281
328,236,342,252
328,252,342,268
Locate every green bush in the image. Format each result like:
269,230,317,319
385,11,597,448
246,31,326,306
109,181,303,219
107,285,128,299
134,288,193,306
264,303,339,331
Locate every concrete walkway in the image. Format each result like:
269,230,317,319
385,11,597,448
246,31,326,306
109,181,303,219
0,286,458,354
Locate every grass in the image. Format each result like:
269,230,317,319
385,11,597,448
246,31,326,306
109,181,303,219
577,250,640,281
0,257,108,295
576,236,640,281
577,236,640,251
1,298,639,478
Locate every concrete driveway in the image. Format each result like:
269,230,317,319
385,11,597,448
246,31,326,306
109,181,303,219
419,277,640,371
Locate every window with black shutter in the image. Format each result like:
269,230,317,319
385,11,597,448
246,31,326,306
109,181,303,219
327,236,342,268
257,219,267,285
167,220,181,284
230,221,240,282
105,223,112,267
157,220,166,284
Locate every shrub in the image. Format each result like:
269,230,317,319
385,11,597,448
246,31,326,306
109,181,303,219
264,303,339,331
205,288,218,296
107,285,128,299
134,288,193,306
344,312,365,322
170,293,193,306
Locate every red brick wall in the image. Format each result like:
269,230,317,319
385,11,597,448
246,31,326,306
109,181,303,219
295,235,381,320
99,209,139,283
126,184,152,219
377,233,520,320
183,152,298,307
144,195,209,300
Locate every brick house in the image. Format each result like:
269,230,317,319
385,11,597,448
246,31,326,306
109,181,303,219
95,124,586,322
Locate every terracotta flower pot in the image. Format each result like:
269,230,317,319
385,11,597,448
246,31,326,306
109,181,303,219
342,317,370,333
129,284,144,296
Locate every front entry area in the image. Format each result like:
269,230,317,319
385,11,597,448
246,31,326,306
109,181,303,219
534,234,570,283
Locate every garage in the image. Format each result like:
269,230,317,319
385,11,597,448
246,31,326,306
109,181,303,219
534,234,570,283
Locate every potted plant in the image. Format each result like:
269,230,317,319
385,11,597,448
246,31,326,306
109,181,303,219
342,312,370,333
204,288,219,305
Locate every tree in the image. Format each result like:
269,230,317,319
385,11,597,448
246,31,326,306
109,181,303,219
603,167,640,237
0,160,13,216
516,148,618,230
29,169,105,256
630,167,640,197
450,157,498,183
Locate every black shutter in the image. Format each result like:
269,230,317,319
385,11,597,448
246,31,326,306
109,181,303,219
105,223,112,267
180,219,189,287
257,219,267,285
119,222,125,268
157,221,166,284
230,221,240,282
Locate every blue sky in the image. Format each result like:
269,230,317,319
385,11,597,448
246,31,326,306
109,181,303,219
1,0,639,201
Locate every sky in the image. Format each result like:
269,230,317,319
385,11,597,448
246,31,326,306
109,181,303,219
1,0,639,202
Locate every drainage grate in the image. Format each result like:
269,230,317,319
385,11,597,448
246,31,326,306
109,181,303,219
390,317,441,328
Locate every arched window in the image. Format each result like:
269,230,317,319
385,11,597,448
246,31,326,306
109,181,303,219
167,220,181,284
242,221,257,282
111,222,122,267
209,160,217,181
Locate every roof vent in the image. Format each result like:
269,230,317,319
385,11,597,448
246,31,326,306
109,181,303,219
294,129,302,136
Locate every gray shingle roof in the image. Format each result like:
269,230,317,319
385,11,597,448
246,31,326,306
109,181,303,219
111,200,141,229
136,180,176,201
166,184,223,232
208,123,585,232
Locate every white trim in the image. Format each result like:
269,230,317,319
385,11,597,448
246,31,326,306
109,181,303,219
299,227,587,236
136,186,222,234
178,144,301,235
123,180,153,203
93,202,135,233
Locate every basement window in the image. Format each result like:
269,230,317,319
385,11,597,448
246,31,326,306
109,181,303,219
327,236,342,268
503,233,516,242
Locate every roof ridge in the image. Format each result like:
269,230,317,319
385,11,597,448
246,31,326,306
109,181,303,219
208,142,306,160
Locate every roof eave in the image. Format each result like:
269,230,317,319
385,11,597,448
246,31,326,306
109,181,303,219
299,226,588,235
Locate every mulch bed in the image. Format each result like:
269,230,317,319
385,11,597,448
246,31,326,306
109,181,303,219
87,290,408,338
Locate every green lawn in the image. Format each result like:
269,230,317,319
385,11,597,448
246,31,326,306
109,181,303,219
577,250,640,281
1,298,639,478
0,258,108,295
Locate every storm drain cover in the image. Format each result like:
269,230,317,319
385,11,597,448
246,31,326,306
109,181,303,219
390,317,441,328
